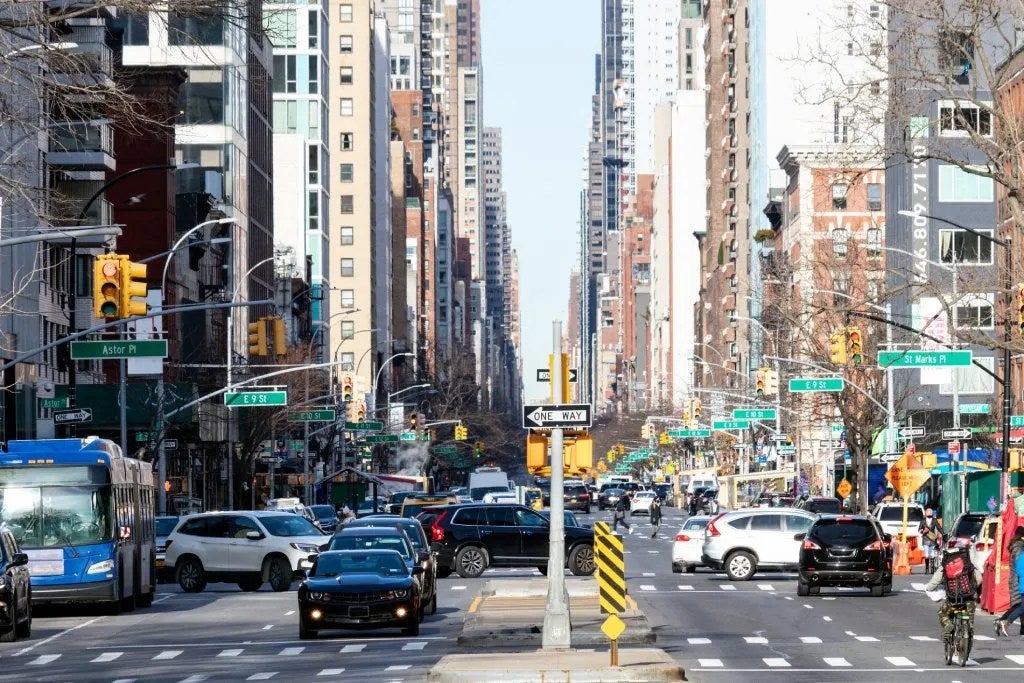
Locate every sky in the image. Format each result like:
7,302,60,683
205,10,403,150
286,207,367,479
481,0,599,404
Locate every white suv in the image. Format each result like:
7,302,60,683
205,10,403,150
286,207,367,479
871,502,925,540
701,508,816,580
165,511,328,593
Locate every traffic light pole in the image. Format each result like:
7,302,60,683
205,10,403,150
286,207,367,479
543,320,571,650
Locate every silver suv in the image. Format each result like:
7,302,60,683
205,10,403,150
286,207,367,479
701,508,816,580
165,511,328,593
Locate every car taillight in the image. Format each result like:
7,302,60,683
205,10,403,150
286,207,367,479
802,539,821,550
947,539,959,549
975,542,990,551
579,493,589,501
431,511,449,543
863,540,882,551
706,513,726,537
675,533,690,542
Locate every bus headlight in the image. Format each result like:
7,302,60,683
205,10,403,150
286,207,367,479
86,559,114,574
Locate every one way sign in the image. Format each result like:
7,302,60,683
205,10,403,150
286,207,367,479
536,368,578,383
522,404,592,429
53,408,93,425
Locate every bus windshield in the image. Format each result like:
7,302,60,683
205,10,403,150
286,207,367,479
0,485,114,548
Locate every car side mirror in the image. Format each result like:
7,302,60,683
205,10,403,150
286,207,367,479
793,533,806,541
412,565,425,575
246,530,264,541
417,550,430,563
308,554,319,564
11,552,27,567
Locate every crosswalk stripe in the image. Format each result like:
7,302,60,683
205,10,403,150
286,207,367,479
855,636,879,642
799,636,821,643
340,644,366,653
402,641,428,651
764,657,790,667
153,650,183,660
247,674,277,681
720,585,736,590
277,647,303,656
317,670,345,676
974,634,995,641
910,635,938,642
885,656,916,666
385,665,411,671
178,677,208,683
217,649,243,657
642,572,656,576
450,585,467,590
687,637,712,644
1007,654,1024,664
698,658,723,667
757,584,775,591
640,585,656,591
744,636,768,644
677,585,694,590
91,652,123,663
824,657,851,667
28,655,60,665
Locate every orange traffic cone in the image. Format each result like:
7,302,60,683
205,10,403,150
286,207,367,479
893,540,912,576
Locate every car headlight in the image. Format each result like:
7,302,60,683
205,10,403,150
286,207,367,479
384,589,410,600
306,591,326,601
87,559,114,574
290,543,319,553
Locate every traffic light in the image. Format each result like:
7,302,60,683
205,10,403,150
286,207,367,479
119,257,148,317
474,441,484,457
248,317,268,356
692,398,702,423
271,316,287,356
93,254,122,317
455,425,467,441
527,433,546,473
755,368,767,396
641,422,651,439
1017,284,1024,334
355,399,366,421
682,409,690,428
346,400,359,422
342,375,354,402
659,431,670,445
409,413,418,432
847,326,863,365
829,330,848,364
764,370,779,396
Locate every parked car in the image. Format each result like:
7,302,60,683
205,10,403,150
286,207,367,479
672,515,711,573
871,502,925,540
307,505,340,533
399,494,450,518
155,515,179,581
0,524,31,642
297,549,423,639
796,514,892,596
630,490,658,516
165,511,328,593
563,482,592,513
598,488,626,510
539,509,586,529
968,514,1000,581
421,503,596,578
945,512,989,551
702,508,817,580
798,497,844,515
327,526,432,617
342,515,438,616
653,483,673,504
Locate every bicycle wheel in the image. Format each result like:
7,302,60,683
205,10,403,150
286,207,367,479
957,623,973,667
944,626,954,666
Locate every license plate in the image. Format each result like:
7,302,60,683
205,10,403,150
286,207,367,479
155,559,165,568
348,606,369,618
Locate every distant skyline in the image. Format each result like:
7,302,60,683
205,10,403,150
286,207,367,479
481,0,598,403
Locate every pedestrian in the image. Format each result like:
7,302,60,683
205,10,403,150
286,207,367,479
341,506,356,523
650,497,663,538
995,527,1024,636
919,507,944,574
613,494,631,533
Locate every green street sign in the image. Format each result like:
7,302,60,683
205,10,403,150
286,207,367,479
400,431,417,441
434,445,457,455
637,448,654,457
39,397,68,410
733,408,777,421
959,403,990,415
1011,416,1024,428
713,419,750,430
71,340,168,360
224,390,287,407
778,445,796,454
668,428,712,438
877,349,972,368
365,434,399,443
789,377,844,393
288,410,336,423
345,421,383,431
135,431,151,443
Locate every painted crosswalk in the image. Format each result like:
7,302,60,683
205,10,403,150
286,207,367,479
687,653,1024,670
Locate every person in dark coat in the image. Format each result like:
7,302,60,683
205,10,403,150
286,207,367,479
613,495,631,532
996,527,1024,636
650,497,663,538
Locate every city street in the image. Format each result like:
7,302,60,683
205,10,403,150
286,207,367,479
4,507,1024,682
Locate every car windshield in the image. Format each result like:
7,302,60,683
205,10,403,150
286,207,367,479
155,517,178,536
0,483,114,548
807,499,842,513
952,516,985,538
309,505,336,522
877,507,924,523
683,518,709,530
314,552,408,577
260,514,322,537
812,519,878,546
356,522,425,549
604,488,624,496
329,534,412,559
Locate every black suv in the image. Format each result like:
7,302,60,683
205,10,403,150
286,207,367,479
795,515,892,597
421,504,596,578
540,482,591,512
797,497,843,515
0,524,31,642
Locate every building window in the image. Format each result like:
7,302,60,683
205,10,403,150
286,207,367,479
833,275,850,305
866,228,882,254
867,183,882,211
832,228,849,256
831,182,848,210
938,165,994,202
340,289,355,307
272,55,296,94
340,321,355,339
340,226,354,245
340,66,353,85
339,4,353,22
939,228,993,265
340,351,355,371
340,97,353,116
341,132,354,150
340,258,354,277
308,55,319,94
340,195,354,213
728,342,738,358
938,101,992,136
340,163,354,182
308,145,319,185
955,294,994,329
340,35,353,53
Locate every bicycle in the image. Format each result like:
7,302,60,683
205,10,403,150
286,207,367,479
944,604,974,667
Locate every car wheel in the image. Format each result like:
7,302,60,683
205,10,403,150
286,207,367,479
455,546,487,578
177,557,207,593
427,592,437,616
672,563,682,574
268,557,292,592
724,551,756,581
436,567,453,579
809,586,820,595
797,580,810,597
15,595,30,639
685,564,697,574
870,584,884,597
0,607,15,643
238,577,263,592
402,614,420,636
137,588,154,608
569,544,596,576
299,620,317,640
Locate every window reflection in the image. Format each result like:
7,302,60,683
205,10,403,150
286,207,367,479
0,486,113,548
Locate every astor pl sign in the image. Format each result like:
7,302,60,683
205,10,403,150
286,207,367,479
522,404,592,429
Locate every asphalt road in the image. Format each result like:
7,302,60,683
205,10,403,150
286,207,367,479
4,504,1024,682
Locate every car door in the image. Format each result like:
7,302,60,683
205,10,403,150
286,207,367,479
783,514,815,565
227,515,265,572
482,506,523,561
3,532,28,619
515,507,550,561
198,515,233,572
748,514,786,564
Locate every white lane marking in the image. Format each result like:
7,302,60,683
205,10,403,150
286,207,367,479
698,659,723,667
1006,654,1024,664
824,657,851,667
803,604,813,609
91,652,124,663
153,650,183,660
285,610,295,616
179,677,209,683
822,597,836,601
625,551,632,554
402,641,428,651
911,582,926,590
799,637,821,643
974,634,995,641
385,665,412,671
643,572,656,577
720,585,736,591
15,617,102,656
844,631,856,636
688,637,712,644
341,644,366,653
154,594,176,604
677,585,694,590
640,585,657,591
822,616,832,622
784,596,794,600
247,675,277,681
910,635,938,642
262,625,273,630
647,550,659,554
764,658,790,667
744,636,768,644
451,585,467,591
855,636,879,642
28,655,61,665
757,584,775,591
318,670,345,676
217,649,244,657
112,680,135,683
278,647,304,656
886,656,916,666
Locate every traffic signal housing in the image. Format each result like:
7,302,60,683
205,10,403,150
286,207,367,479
1017,284,1024,335
474,441,484,458
271,317,287,356
93,254,122,318
119,257,148,317
248,317,268,356
409,413,419,432
692,398,702,423
454,425,467,441
755,368,767,396
341,375,354,402
829,330,848,364
764,370,779,396
847,326,863,365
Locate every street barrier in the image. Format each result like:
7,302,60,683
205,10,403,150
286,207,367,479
594,521,627,665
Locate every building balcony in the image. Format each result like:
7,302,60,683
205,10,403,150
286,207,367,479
46,120,115,170
721,197,734,212
720,39,736,57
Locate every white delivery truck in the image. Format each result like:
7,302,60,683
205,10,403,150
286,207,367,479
467,467,511,501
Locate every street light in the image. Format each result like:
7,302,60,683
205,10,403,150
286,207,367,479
372,352,415,417
897,209,1012,503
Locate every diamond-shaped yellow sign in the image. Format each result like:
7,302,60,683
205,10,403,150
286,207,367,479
836,478,852,500
601,614,626,641
885,451,931,499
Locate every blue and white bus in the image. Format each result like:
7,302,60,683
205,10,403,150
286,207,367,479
0,437,156,612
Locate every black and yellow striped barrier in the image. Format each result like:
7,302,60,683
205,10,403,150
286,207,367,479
594,521,626,614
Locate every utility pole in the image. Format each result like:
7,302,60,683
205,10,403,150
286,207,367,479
543,320,571,649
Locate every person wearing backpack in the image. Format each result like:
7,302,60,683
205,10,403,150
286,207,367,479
923,547,978,638
919,507,944,573
995,527,1024,636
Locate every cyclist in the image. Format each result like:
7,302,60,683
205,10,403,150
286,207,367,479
922,546,979,640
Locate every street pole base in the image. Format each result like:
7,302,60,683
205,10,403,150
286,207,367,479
542,608,572,650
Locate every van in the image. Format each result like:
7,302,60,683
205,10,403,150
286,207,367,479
265,497,304,513
467,467,510,501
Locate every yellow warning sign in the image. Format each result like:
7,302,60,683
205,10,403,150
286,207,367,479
885,451,931,499
601,614,626,641
836,478,852,500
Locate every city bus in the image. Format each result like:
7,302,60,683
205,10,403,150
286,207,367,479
0,437,156,612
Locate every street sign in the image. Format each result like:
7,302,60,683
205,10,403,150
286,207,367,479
345,421,383,431
259,454,283,464
224,390,287,407
885,451,931,498
733,408,777,421
879,452,902,463
288,410,336,423
600,613,626,641
942,428,972,440
1012,416,1024,428
778,445,796,454
400,431,417,441
836,478,853,499
364,434,399,444
771,434,789,442
712,419,750,430
70,340,168,360
819,439,843,448
164,439,178,450
788,377,844,393
757,455,768,464
433,445,457,455
898,426,925,438
40,397,68,410
668,428,711,438
959,403,990,415
948,441,961,455
53,408,92,424
522,403,592,429
536,368,578,383
877,349,972,368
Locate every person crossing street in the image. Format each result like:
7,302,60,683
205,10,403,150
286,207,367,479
612,493,631,533
650,496,663,538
